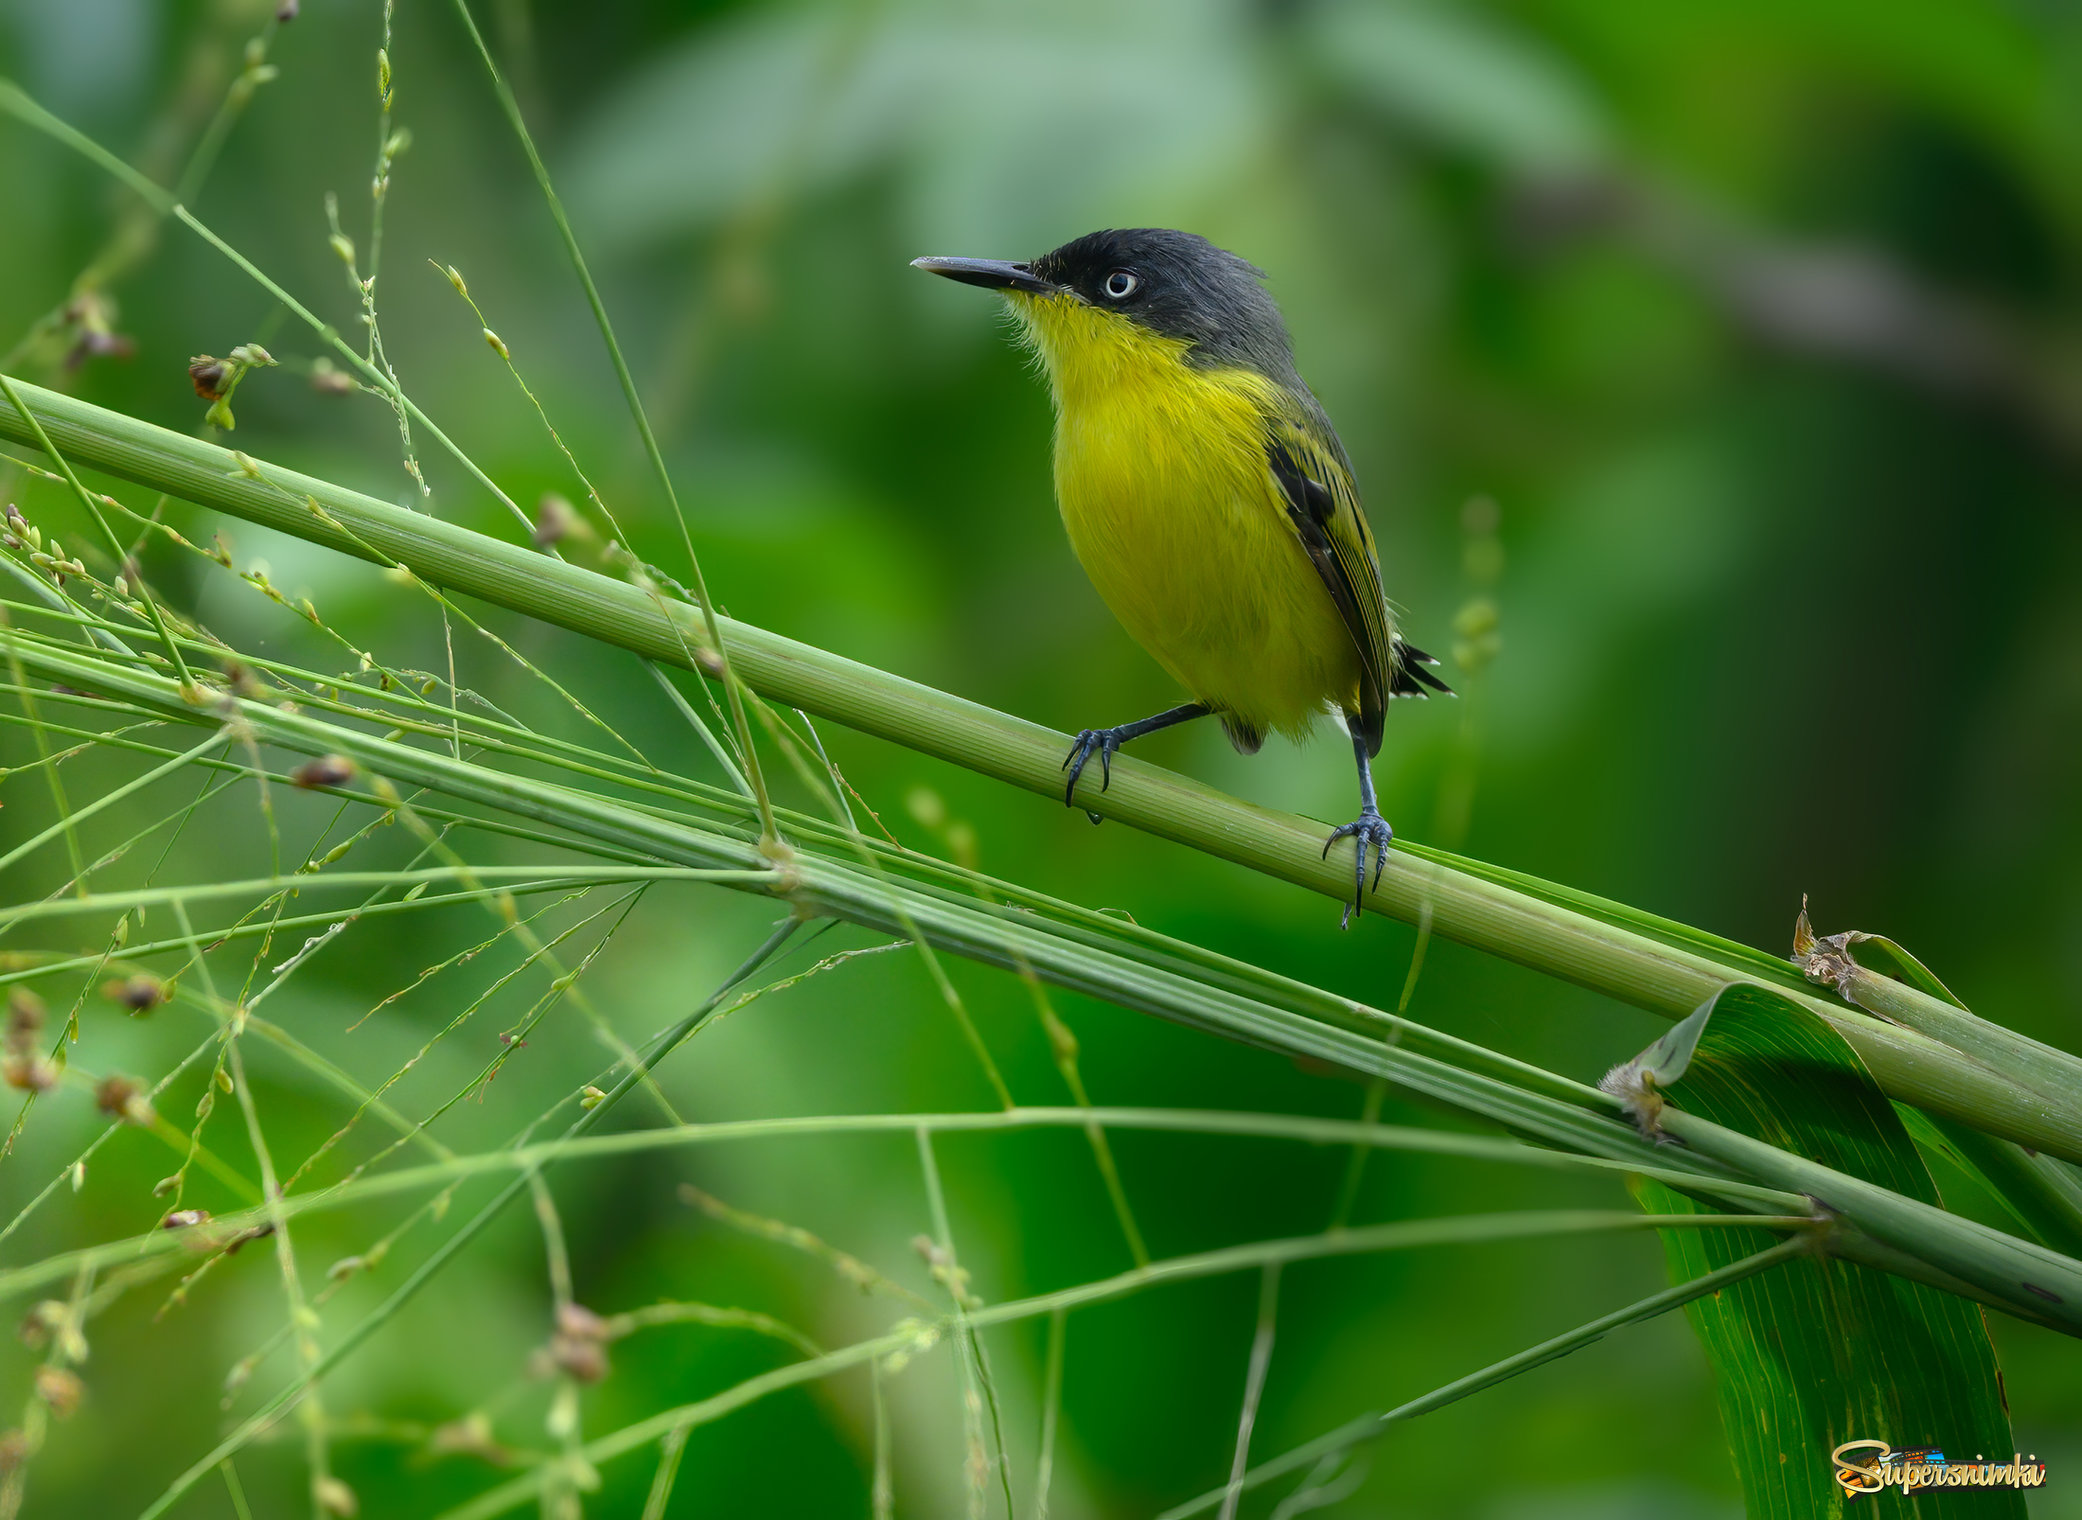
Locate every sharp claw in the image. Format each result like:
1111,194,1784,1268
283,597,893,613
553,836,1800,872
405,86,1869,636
1066,729,1126,805
1063,739,1087,807
1324,810,1393,927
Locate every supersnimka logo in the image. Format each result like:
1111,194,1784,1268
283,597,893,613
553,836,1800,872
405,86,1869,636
1831,1440,2048,1497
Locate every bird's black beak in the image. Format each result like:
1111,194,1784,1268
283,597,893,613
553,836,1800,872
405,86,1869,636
911,256,1060,296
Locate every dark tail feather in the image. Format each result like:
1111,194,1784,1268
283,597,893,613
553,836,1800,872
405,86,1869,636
1390,640,1454,697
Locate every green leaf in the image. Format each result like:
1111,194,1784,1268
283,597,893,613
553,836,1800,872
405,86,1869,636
1636,985,2019,1518
1792,914,2082,1254
1636,992,1716,1087
1398,837,1822,997
1912,1107,2082,1260
1849,934,1967,1007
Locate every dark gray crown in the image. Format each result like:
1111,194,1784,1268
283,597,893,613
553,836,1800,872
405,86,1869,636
1030,229,1300,382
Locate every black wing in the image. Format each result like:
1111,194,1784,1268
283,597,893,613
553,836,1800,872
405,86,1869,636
1265,417,1398,754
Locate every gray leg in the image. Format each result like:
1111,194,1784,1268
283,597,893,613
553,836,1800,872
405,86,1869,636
1321,718,1393,928
1063,702,1211,812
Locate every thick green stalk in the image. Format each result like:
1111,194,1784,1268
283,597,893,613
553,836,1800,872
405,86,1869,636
0,373,194,689
0,628,1726,1187
4,629,2073,1333
1660,1109,2082,1329
3,378,2078,1162
1928,1114,2082,1258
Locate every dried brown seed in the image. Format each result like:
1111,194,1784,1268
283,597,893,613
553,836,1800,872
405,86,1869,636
94,1073,152,1124
34,1367,82,1419
17,1301,65,1350
531,493,591,548
189,355,231,399
69,329,136,367
427,1411,511,1465
555,1302,608,1341
1,1055,56,1093
309,358,353,395
223,1223,276,1255
5,989,45,1051
548,1333,609,1384
291,755,356,789
104,973,167,1013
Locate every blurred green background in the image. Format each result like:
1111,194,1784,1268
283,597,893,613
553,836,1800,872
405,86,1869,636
1,0,2079,1514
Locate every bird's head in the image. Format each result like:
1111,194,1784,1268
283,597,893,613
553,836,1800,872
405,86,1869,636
912,228,1298,391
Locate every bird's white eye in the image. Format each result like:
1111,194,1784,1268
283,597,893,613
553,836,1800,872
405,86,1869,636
1103,270,1139,300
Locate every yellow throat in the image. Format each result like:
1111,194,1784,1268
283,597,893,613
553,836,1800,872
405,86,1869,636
1008,290,1369,748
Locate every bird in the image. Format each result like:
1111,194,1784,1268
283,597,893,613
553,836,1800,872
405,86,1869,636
913,229,1449,924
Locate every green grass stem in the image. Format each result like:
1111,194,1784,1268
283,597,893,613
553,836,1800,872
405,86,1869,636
1,378,2077,1165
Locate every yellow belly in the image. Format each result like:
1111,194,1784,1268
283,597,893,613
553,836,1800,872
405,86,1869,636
1049,355,1360,741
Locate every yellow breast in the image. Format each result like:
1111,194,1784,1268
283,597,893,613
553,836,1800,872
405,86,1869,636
1011,292,1361,741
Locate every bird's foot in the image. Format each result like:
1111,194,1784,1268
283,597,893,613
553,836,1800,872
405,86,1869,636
1062,726,1128,818
1322,806,1394,929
